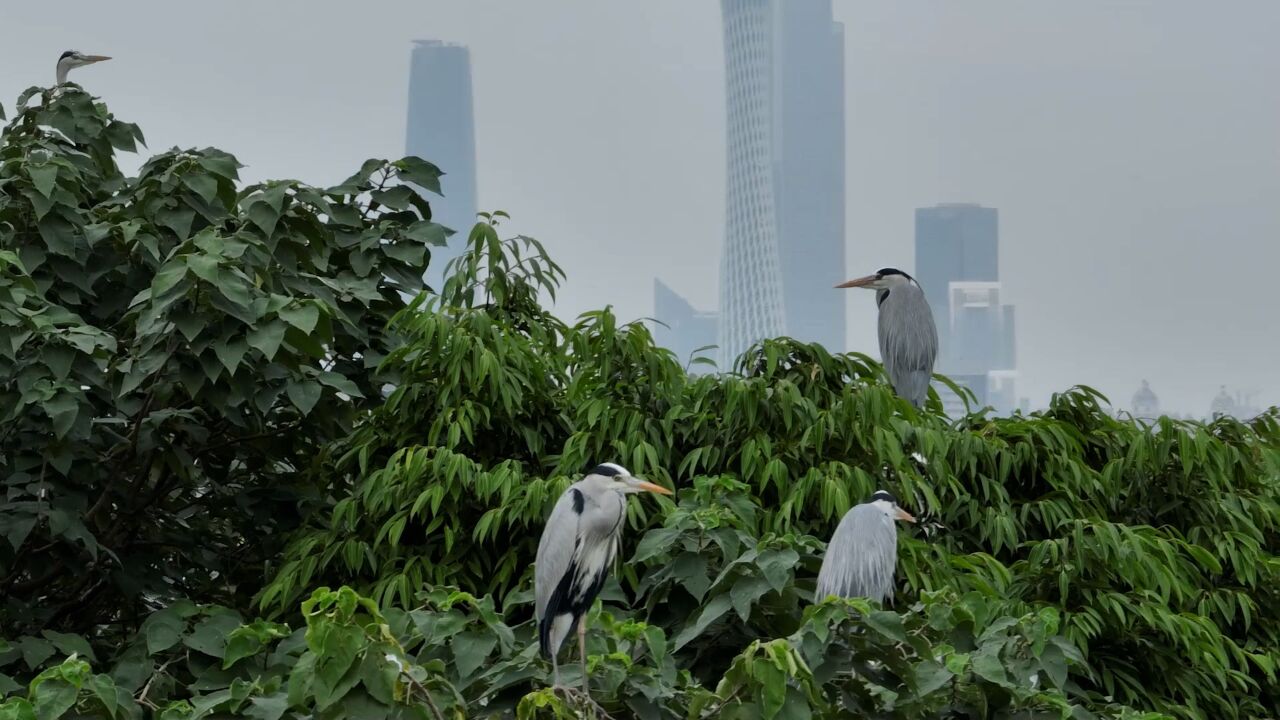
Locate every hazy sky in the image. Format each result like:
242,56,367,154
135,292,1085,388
3,1,1277,414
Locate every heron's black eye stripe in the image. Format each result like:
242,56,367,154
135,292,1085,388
570,488,585,514
589,464,620,477
871,490,897,504
59,51,77,60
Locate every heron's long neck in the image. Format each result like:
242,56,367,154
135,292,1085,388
56,65,69,85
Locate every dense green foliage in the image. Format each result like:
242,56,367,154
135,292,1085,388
0,84,447,633
2,89,1279,719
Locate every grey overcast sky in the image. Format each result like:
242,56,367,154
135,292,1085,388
3,1,1277,414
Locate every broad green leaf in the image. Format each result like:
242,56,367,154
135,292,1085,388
40,633,95,664
286,379,322,416
279,303,319,334
140,610,184,654
31,678,76,720
244,691,289,720
28,165,58,199
451,630,497,680
246,322,286,361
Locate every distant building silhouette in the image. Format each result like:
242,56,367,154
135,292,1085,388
1210,386,1262,419
915,204,1017,414
406,40,478,293
915,204,999,359
1131,380,1160,419
717,0,845,367
773,1,845,354
652,279,719,373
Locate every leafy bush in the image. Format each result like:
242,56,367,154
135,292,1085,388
2,87,1278,719
0,85,448,632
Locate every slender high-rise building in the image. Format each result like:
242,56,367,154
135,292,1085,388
652,279,720,373
718,0,787,367
718,0,846,367
773,1,846,354
405,40,478,293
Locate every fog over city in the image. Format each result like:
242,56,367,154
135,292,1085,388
4,0,1277,415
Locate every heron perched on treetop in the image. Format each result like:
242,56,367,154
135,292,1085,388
56,50,111,85
837,268,939,408
815,489,916,604
534,463,672,693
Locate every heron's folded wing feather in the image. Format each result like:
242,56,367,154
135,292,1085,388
534,488,581,622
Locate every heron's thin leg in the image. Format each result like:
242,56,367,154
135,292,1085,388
551,647,560,687
577,620,589,694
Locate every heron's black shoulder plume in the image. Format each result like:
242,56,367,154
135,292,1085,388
569,488,585,514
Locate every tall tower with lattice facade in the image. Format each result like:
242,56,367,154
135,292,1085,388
718,0,787,367
717,0,845,367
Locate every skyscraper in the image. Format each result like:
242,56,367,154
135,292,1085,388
405,40,478,293
915,204,1017,414
718,0,787,367
717,0,846,368
773,2,846,354
914,203,999,356
652,279,719,373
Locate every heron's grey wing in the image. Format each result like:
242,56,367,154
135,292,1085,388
815,504,899,603
879,285,939,407
534,487,581,623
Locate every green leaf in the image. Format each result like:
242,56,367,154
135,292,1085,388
183,613,242,657
246,322,286,361
632,527,680,564
213,339,248,376
757,660,786,720
451,630,497,680
279,303,319,334
40,633,96,663
672,594,732,651
28,165,58,199
286,379,322,416
186,254,220,284
1040,642,1068,689
865,611,908,644
913,660,953,696
151,263,188,297
359,652,398,706
31,678,76,720
403,221,448,247
140,609,184,654
19,638,55,670
317,371,363,398
370,186,413,211
394,157,444,195
90,674,118,719
222,630,263,669
244,691,289,720
970,643,1012,688
43,394,78,440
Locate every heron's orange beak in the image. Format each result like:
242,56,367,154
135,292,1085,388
624,476,675,491
635,480,673,495
895,507,916,523
835,274,877,289
85,55,111,63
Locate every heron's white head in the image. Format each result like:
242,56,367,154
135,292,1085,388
869,489,916,523
585,462,672,496
835,268,916,292
56,50,111,84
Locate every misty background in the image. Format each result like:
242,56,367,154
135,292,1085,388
3,0,1277,415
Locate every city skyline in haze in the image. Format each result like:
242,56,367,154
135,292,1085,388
3,0,1277,415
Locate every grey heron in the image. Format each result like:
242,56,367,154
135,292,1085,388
56,50,111,85
837,268,939,408
815,489,916,604
534,462,672,692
